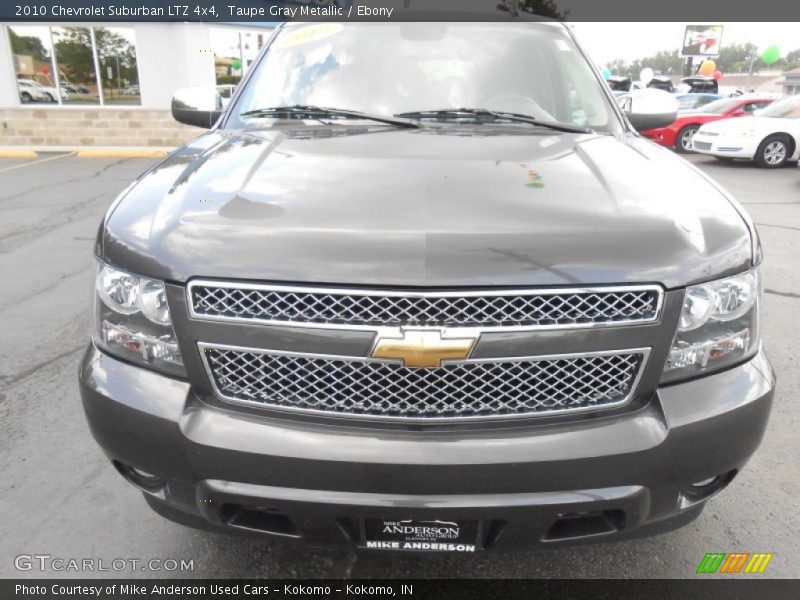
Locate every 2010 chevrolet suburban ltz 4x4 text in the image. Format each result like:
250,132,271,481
79,20,774,552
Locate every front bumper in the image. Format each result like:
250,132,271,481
640,128,675,147
79,345,774,550
692,133,757,158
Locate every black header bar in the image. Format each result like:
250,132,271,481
2,0,799,22
3,579,800,600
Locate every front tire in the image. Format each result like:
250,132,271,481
755,134,791,168
676,125,699,153
20,92,32,103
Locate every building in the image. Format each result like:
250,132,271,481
780,67,800,96
0,22,275,148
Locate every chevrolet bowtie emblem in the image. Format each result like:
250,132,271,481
371,330,476,368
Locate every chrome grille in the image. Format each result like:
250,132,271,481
200,345,646,420
189,282,661,330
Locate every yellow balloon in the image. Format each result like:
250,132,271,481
699,60,716,76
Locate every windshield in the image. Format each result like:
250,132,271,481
677,96,701,109
759,97,800,119
227,22,621,133
700,98,742,114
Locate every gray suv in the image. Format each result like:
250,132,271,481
79,21,774,552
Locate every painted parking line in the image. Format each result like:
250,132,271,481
0,151,75,174
76,149,168,159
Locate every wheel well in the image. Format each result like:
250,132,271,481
783,134,797,158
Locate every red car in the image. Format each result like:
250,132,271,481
642,96,776,153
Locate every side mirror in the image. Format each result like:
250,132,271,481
171,85,224,128
621,88,679,131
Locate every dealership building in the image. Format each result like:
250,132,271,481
1,20,799,149
0,22,275,147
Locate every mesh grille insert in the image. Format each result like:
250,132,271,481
202,347,645,420
190,284,660,329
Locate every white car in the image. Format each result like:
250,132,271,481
17,79,49,103
16,79,68,103
692,95,800,168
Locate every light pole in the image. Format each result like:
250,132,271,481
748,49,757,90
115,55,121,93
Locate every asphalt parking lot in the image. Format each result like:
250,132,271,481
0,151,797,579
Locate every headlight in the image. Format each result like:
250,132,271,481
93,261,185,376
662,268,761,383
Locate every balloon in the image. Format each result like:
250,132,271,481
41,66,49,75
698,60,716,76
762,45,781,65
601,68,612,80
639,67,654,84
713,70,723,81
231,58,242,70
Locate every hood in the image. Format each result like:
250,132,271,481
102,126,753,289
678,111,721,119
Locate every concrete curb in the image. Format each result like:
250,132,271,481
0,149,39,158
0,146,174,159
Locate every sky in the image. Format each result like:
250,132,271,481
571,22,799,67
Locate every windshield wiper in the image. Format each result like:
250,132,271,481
240,105,420,129
395,108,592,133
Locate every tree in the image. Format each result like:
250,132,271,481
8,28,49,62
606,43,800,78
784,49,800,70
95,28,138,89
53,27,95,84
495,0,566,19
605,51,682,79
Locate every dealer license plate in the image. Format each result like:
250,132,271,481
361,518,480,552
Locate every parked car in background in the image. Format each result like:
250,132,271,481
693,95,800,168
17,79,49,104
648,75,674,93
642,95,776,153
31,79,67,102
682,76,718,95
216,84,237,108
61,82,91,95
607,75,631,92
677,93,721,112
121,84,140,96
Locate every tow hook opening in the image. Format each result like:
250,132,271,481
542,509,626,542
681,469,738,507
113,460,166,494
220,504,300,538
